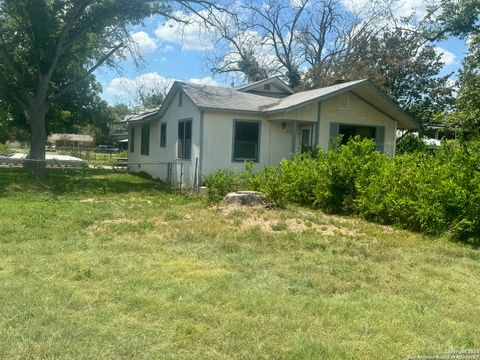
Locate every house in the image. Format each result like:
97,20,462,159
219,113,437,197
126,77,417,187
48,133,95,150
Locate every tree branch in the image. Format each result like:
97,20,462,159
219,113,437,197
49,43,124,103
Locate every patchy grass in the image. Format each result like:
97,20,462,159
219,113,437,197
0,168,479,359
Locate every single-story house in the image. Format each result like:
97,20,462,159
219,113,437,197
126,77,417,187
48,133,95,150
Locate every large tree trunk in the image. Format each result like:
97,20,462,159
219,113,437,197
27,100,48,177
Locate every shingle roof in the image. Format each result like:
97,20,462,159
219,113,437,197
127,78,418,129
180,80,368,113
265,79,367,112
182,82,278,113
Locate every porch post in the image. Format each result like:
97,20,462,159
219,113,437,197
291,120,298,154
315,102,321,146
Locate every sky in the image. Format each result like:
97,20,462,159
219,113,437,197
96,0,468,106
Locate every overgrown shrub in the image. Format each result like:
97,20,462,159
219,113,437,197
203,169,241,203
316,137,382,213
0,144,13,155
278,152,326,206
396,133,428,154
254,165,286,207
203,138,480,244
355,141,480,242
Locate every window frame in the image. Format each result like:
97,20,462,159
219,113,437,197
140,124,150,156
232,119,261,163
160,123,167,148
177,118,192,160
130,127,135,153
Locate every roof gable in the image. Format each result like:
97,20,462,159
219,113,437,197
236,77,294,97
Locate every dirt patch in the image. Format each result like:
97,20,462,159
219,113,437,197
221,205,362,236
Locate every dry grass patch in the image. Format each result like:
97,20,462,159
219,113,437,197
220,204,364,236
1,169,479,360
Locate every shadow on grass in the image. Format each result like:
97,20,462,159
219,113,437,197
0,167,169,197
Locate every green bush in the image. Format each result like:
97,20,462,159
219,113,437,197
396,133,428,154
203,169,241,203
255,165,286,207
203,138,480,244
355,141,480,242
317,137,382,213
0,144,13,155
278,152,326,206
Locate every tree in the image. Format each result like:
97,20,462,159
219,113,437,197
422,0,480,40
304,27,454,131
0,0,220,175
206,9,275,83
207,0,386,87
418,0,480,135
449,34,480,133
134,87,165,111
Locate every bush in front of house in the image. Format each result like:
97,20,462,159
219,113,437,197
203,137,480,244
203,169,241,203
395,133,429,154
355,141,480,243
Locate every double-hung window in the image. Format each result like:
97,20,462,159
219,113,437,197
177,119,192,160
233,120,260,162
130,127,135,153
141,124,150,155
160,123,167,148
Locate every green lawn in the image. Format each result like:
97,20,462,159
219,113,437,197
0,169,479,359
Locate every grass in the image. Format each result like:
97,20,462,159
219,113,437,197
0,168,479,359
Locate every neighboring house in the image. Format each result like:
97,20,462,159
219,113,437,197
48,134,95,150
126,77,418,187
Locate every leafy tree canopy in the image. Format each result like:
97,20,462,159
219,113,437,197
304,27,454,131
0,0,218,174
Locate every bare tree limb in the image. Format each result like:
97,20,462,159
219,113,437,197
49,43,124,102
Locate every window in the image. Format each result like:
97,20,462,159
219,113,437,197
264,84,271,90
338,124,375,145
233,121,260,162
178,119,192,160
130,127,135,153
301,128,312,153
141,124,150,155
160,123,167,148
330,123,385,152
178,91,183,107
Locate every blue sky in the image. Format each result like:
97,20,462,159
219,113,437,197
96,1,468,106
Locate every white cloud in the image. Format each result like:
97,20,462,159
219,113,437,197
104,73,219,104
154,11,217,51
162,45,175,53
341,0,437,20
105,72,175,103
130,31,158,54
434,46,457,66
188,76,218,86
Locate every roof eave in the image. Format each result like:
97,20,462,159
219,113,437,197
264,80,370,114
264,79,419,129
363,80,419,129
198,106,264,115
